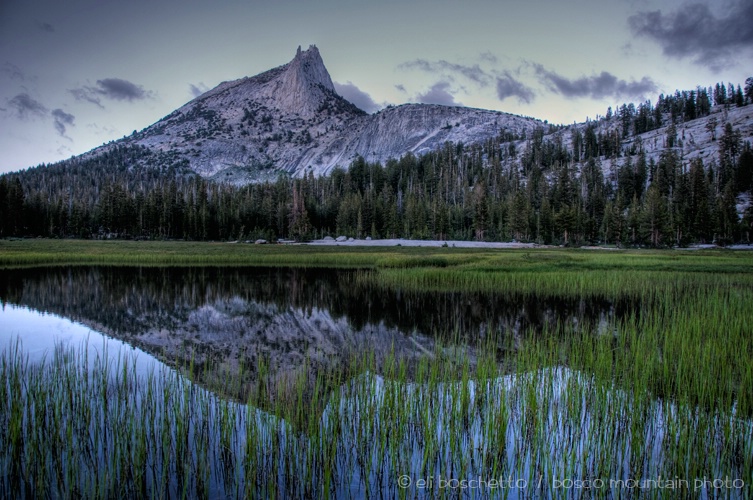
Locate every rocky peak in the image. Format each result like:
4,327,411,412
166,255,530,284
276,44,336,116
292,45,334,92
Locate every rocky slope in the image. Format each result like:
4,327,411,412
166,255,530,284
113,45,542,183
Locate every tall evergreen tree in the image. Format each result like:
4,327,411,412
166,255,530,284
641,184,669,247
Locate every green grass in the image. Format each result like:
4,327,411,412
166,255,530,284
0,239,391,268
1,239,752,497
2,335,751,499
2,238,752,274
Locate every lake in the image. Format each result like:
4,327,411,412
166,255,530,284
0,266,637,398
1,265,749,499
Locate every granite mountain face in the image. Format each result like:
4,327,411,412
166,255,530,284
120,45,543,183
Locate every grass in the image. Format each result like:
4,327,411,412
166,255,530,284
2,238,752,275
1,239,752,497
0,239,404,268
1,335,750,499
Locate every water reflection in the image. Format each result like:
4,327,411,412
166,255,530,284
0,266,635,402
0,268,747,499
1,304,159,378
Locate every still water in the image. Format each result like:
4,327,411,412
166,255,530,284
2,267,745,499
0,266,632,393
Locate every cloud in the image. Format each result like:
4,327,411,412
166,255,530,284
69,88,104,108
401,59,492,86
38,22,55,33
334,81,382,113
496,72,535,104
480,52,498,64
95,78,151,101
2,62,27,81
51,108,75,137
415,81,462,106
5,94,75,137
534,65,658,100
629,0,753,70
7,93,48,119
71,78,153,107
189,82,209,98
394,84,407,93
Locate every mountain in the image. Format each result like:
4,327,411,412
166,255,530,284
2,46,751,245
109,45,542,183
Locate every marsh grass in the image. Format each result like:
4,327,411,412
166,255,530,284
1,320,751,499
1,243,752,498
0,240,391,268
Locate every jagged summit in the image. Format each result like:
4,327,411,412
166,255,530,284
290,45,335,92
276,45,337,116
98,46,543,183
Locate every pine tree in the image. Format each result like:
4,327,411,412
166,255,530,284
689,159,712,242
672,167,692,246
714,183,738,244
507,190,529,242
288,183,311,240
736,145,753,193
735,85,744,107
705,116,718,141
718,123,742,191
0,177,7,237
539,197,554,244
641,184,669,247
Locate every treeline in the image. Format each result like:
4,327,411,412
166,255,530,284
1,80,752,247
2,124,751,247
607,79,752,137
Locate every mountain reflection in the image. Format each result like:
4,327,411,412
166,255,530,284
0,266,635,403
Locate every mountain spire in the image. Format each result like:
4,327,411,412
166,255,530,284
289,45,334,92
273,45,336,117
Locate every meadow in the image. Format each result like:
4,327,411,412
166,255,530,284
1,239,752,498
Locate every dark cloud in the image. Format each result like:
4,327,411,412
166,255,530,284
51,109,75,137
534,65,658,100
7,93,48,119
401,59,492,86
38,22,55,33
415,81,461,106
189,82,209,98
496,72,535,104
629,1,753,70
95,78,150,101
394,84,407,93
334,81,382,113
71,78,152,107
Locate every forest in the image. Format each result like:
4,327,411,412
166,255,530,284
1,81,752,247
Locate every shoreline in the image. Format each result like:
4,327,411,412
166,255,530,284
307,238,544,249
306,238,753,250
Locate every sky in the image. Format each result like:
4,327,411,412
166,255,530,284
1,0,751,174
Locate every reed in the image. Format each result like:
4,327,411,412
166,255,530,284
1,243,752,498
1,325,750,498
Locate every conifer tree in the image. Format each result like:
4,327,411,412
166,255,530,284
641,184,669,247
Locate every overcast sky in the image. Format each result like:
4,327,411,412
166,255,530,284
1,0,751,173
